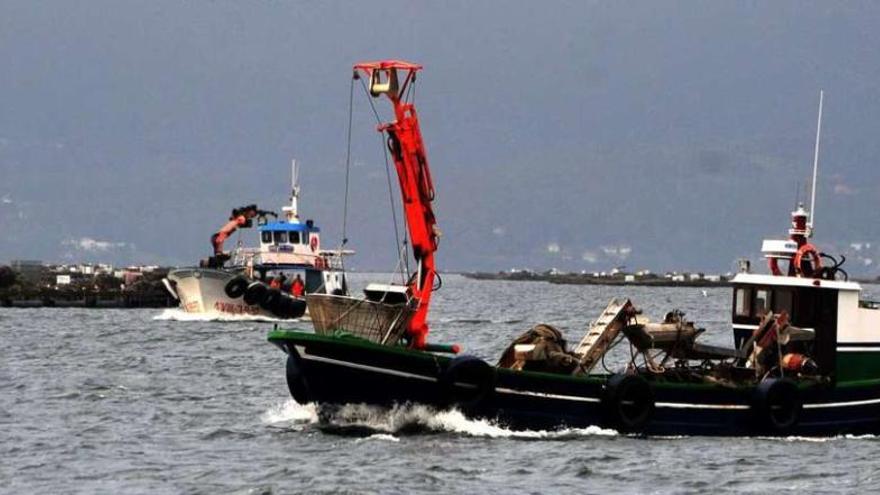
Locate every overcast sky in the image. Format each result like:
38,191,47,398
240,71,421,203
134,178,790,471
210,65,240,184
1,1,879,275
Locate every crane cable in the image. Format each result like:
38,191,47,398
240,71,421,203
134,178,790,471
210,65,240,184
339,74,356,276
356,76,411,283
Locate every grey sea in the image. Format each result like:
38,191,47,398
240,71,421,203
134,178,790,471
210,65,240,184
3,273,880,494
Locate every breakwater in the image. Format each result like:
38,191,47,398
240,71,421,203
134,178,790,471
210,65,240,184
0,264,177,308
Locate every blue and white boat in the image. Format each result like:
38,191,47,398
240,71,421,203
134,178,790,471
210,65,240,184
165,161,351,319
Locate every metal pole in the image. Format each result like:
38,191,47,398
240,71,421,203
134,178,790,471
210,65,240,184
808,90,824,236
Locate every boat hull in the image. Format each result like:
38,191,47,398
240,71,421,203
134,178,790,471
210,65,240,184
167,268,303,318
269,331,880,436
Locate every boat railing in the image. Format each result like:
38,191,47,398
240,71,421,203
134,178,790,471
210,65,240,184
860,300,880,310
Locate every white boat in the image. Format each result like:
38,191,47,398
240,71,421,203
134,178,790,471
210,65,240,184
164,160,351,319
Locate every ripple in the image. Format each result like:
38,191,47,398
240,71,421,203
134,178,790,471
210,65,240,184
4,275,880,493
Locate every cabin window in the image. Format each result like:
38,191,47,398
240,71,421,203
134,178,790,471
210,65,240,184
755,289,770,317
274,231,288,244
289,232,300,244
261,231,272,243
735,288,751,317
774,289,793,315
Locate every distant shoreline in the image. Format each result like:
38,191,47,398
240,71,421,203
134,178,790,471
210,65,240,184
461,271,880,287
461,271,730,287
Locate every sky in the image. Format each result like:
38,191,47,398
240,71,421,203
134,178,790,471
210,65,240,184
1,1,879,276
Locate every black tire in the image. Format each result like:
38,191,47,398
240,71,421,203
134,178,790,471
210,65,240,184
602,374,654,433
271,295,307,319
752,378,801,434
224,276,249,299
439,356,496,411
260,288,283,310
243,282,268,306
285,352,312,404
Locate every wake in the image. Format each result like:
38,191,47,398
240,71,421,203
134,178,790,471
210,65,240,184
260,399,617,439
153,308,299,323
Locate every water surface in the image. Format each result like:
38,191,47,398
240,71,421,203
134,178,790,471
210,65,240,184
3,274,879,493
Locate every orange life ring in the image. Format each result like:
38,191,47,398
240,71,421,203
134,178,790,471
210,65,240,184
309,236,318,252
794,243,822,277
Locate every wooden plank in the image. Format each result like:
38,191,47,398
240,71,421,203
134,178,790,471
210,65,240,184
574,298,634,375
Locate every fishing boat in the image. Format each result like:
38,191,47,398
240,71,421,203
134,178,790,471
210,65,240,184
165,161,350,319
268,70,880,436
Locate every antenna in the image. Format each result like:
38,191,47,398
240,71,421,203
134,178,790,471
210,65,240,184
283,159,300,222
808,90,823,236
291,159,300,199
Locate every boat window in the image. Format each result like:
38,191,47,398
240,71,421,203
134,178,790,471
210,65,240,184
274,231,288,244
289,232,300,244
261,231,272,244
774,289,794,315
735,287,751,317
755,289,770,317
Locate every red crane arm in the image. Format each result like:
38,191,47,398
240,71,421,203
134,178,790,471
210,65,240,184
211,215,249,255
211,205,263,255
354,60,438,349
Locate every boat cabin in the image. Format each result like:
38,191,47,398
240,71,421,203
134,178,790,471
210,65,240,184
257,220,322,267
731,204,880,381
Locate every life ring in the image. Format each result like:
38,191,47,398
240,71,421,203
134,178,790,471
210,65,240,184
243,281,269,306
224,276,249,298
751,378,801,434
439,355,496,411
309,236,318,252
286,351,312,404
794,243,822,278
260,288,283,310
601,374,654,433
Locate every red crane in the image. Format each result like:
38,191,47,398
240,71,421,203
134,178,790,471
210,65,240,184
206,205,275,268
353,60,439,349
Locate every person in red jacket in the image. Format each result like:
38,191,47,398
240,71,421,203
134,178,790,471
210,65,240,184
291,274,305,298
269,274,284,290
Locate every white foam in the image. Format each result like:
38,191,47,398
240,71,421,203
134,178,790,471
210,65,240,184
428,409,618,438
323,403,618,438
357,433,401,443
261,399,318,425
153,308,296,323
775,434,880,443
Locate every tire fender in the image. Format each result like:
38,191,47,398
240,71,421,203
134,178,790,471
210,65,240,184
224,276,249,299
751,378,801,434
260,288,283,310
243,282,268,306
439,355,496,411
602,374,654,433
271,294,307,319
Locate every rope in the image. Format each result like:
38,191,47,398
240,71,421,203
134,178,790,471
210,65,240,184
339,75,356,275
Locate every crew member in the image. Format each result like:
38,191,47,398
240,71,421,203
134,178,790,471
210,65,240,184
291,274,305,298
269,274,285,289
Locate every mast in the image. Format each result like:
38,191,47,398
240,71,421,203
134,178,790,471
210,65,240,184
353,60,438,349
283,159,300,223
808,90,824,237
